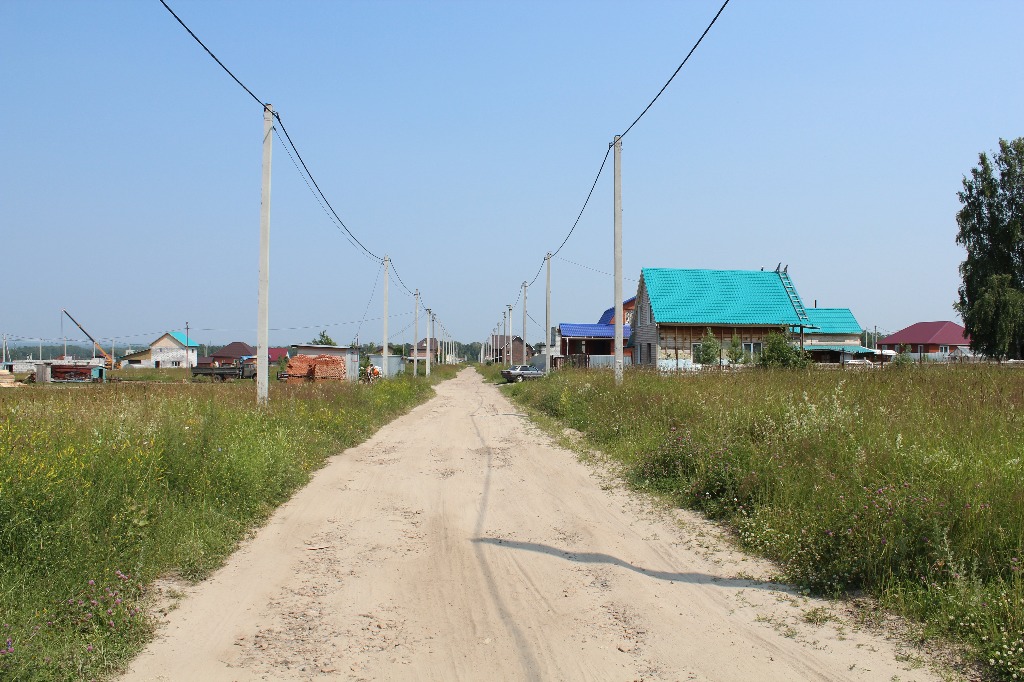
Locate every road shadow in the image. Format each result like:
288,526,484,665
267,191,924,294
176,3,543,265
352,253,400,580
471,537,790,592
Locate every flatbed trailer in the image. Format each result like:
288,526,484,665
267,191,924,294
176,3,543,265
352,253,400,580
191,364,256,381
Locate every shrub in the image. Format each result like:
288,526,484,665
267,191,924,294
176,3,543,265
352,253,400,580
693,328,722,366
757,331,811,369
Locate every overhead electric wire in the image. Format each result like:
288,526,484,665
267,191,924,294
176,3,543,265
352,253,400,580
551,145,613,259
501,0,730,317
273,128,367,257
159,0,384,265
157,0,264,108
272,114,383,263
354,260,384,340
619,0,731,140
389,261,417,298
556,255,637,282
527,258,545,288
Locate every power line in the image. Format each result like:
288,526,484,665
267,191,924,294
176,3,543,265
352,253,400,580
504,1,729,319
499,145,612,319
355,260,384,340
551,145,613,259
556,255,637,282
272,113,383,262
527,258,545,287
273,128,370,258
389,261,417,298
157,0,264,108
159,1,383,264
619,0,731,140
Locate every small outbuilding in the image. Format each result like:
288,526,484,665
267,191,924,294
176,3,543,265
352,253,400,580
289,344,359,381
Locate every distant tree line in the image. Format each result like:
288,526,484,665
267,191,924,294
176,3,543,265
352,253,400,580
4,344,100,361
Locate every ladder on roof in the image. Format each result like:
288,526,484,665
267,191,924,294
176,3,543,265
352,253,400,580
776,266,810,324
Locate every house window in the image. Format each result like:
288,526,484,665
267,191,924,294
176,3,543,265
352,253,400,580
171,361,181,367
939,345,949,354
692,342,702,359
742,342,762,357
646,343,652,363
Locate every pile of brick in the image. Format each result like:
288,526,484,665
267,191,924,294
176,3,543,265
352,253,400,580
286,354,347,382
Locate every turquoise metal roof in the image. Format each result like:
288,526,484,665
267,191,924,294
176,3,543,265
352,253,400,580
801,308,862,335
169,331,199,347
642,268,807,326
804,344,876,354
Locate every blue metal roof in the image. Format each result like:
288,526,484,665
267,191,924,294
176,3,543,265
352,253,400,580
642,268,807,326
597,297,636,324
560,323,631,339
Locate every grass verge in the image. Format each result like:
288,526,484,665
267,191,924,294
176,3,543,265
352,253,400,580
503,365,1024,681
0,365,457,680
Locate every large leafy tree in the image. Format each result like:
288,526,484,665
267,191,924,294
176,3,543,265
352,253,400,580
955,138,1024,359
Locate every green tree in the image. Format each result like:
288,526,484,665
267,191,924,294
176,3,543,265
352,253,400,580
693,328,721,366
757,331,810,369
726,334,745,364
955,137,1024,359
310,330,336,346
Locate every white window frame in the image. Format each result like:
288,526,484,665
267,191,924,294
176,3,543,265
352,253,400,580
742,342,762,357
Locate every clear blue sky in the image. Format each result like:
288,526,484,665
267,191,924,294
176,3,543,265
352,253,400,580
3,0,1022,351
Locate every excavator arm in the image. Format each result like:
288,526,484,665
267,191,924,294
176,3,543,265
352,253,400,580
61,309,114,369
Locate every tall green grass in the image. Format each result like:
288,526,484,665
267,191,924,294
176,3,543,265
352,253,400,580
0,366,457,680
506,366,1024,680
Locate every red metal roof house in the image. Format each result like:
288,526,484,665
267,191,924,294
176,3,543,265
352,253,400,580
211,341,256,366
878,321,970,360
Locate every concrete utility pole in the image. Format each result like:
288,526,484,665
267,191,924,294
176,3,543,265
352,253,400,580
256,103,273,405
612,135,624,387
545,253,552,374
507,304,513,363
522,281,528,367
382,255,390,378
185,322,190,373
425,309,432,377
414,290,419,376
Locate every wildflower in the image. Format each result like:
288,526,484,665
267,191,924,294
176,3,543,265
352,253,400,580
88,580,95,586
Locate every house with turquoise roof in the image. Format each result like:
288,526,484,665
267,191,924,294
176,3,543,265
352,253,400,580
631,266,814,368
796,308,876,363
121,331,199,368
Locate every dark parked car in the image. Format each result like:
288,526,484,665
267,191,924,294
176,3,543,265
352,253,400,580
500,365,545,382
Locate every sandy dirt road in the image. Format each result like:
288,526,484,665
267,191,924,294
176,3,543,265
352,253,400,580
122,368,944,681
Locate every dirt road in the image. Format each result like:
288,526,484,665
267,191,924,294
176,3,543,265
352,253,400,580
122,368,943,681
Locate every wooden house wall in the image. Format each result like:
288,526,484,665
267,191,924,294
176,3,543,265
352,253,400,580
631,281,660,365
656,326,780,363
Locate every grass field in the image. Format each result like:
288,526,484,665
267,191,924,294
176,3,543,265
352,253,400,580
504,365,1024,681
0,366,457,680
